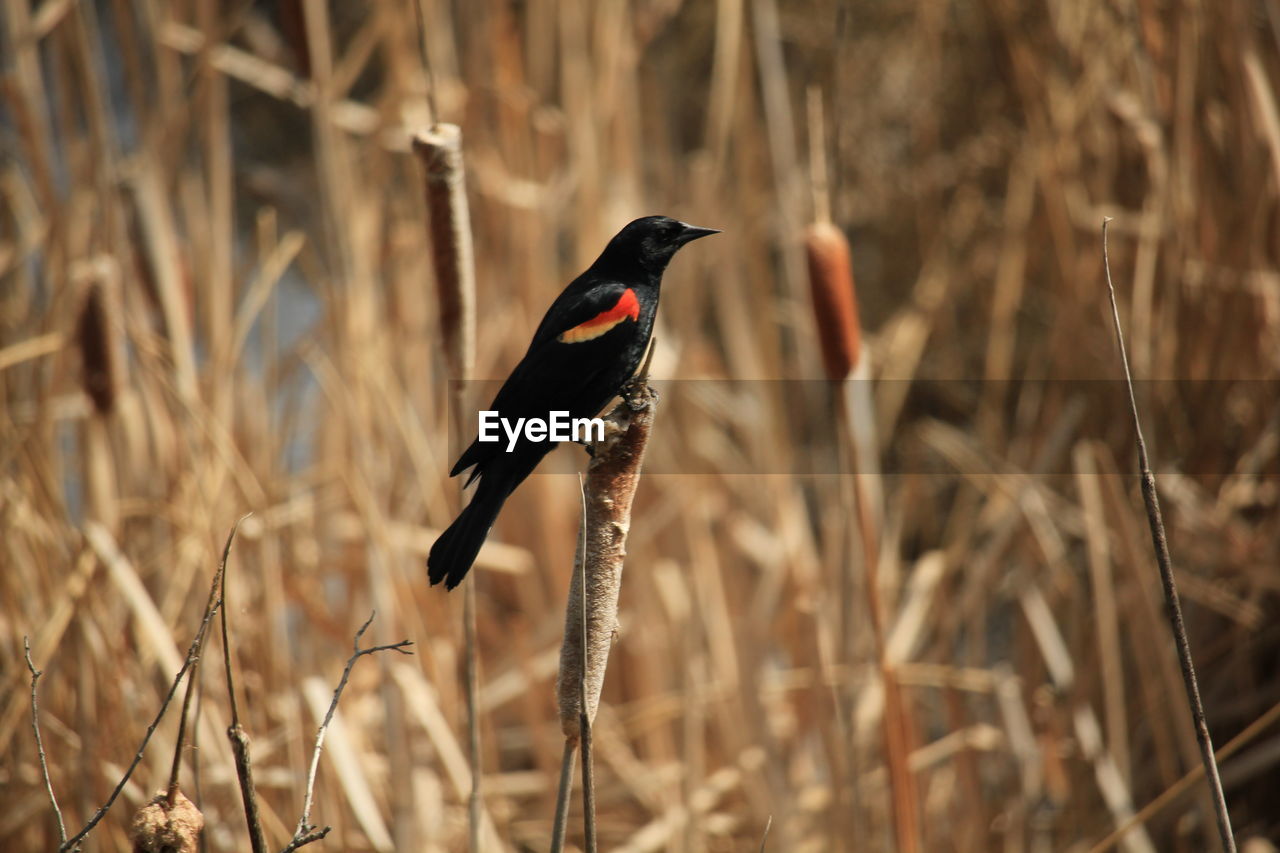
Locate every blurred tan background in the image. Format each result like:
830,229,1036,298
2,0,1279,850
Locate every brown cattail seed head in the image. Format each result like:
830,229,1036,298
76,281,121,415
413,123,477,381
804,221,862,380
130,791,203,853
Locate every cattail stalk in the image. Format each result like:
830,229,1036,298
805,207,918,851
1101,219,1235,853
412,122,482,852
551,384,657,852
414,123,476,383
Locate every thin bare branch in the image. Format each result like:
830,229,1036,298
166,643,205,806
25,637,67,847
168,518,247,809
1101,218,1236,853
60,531,228,853
217,515,268,853
284,612,413,853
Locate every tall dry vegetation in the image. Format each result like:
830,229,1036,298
2,1,1278,850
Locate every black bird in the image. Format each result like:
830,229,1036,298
428,216,719,589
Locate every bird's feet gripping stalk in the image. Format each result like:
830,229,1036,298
620,377,657,412
576,413,628,458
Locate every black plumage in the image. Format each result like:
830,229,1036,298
428,215,718,589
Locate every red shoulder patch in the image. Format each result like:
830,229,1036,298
557,289,640,343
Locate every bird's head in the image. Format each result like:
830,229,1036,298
596,216,720,275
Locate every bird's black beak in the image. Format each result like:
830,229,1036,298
676,223,721,244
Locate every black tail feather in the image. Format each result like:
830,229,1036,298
428,478,507,589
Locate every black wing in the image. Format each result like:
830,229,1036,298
449,280,636,479
525,279,631,348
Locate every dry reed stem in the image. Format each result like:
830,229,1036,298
807,216,865,841
23,637,67,848
549,739,579,853
806,86,831,225
749,0,810,378
128,165,197,403
412,123,477,383
412,120,482,852
165,621,201,810
461,579,481,853
1101,218,1236,853
216,515,268,853
166,522,247,816
806,194,912,847
553,382,658,849
578,498,598,853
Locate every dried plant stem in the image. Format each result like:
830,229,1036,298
168,520,247,812
225,712,267,845
577,474,598,853
836,384,919,853
24,637,67,848
285,613,413,853
217,516,268,853
806,86,830,224
554,381,658,850
580,745,600,851
550,740,579,853
464,575,481,853
413,122,482,852
411,0,441,122
558,475,601,853
166,651,200,808
413,124,476,382
1101,219,1236,853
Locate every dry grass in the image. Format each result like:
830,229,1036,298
3,1,1279,851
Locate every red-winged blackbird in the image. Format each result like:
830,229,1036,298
428,216,718,589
